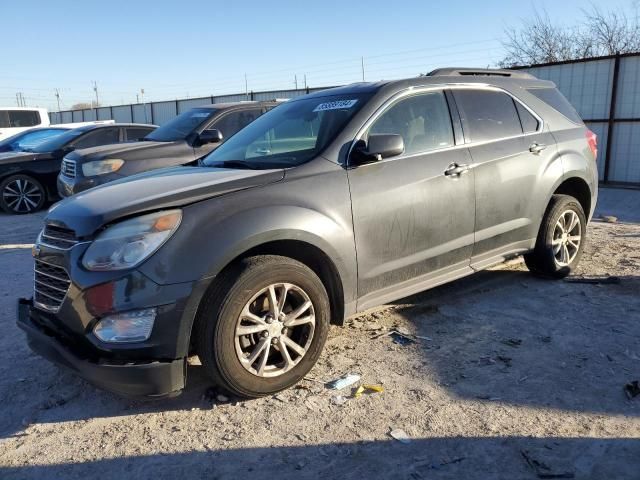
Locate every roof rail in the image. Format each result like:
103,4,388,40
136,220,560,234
427,68,535,79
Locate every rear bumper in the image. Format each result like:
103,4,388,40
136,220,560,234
17,298,186,398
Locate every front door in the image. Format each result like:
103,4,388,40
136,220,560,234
347,90,476,310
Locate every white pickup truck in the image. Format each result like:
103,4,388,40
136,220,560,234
0,107,114,140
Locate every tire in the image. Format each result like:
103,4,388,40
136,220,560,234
195,255,330,398
524,194,587,278
0,174,46,215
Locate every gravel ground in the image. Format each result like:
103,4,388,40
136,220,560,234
0,188,639,479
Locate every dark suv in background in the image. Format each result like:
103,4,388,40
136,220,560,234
0,123,156,214
57,101,280,197
18,69,597,399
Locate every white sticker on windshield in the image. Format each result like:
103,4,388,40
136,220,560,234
313,99,358,112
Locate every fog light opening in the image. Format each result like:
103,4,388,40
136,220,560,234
93,308,156,343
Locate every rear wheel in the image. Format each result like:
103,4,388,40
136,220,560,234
195,255,330,398
0,174,46,214
524,194,586,278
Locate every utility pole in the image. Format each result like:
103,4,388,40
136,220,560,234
141,88,147,123
244,74,249,100
294,74,298,90
54,89,61,112
92,80,99,108
304,74,308,89
136,93,139,103
361,57,365,82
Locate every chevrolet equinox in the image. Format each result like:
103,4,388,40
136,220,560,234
18,68,598,398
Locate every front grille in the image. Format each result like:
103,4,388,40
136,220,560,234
61,158,76,178
34,260,71,312
41,224,78,249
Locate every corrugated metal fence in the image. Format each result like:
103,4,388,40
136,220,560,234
50,87,327,128
519,52,640,186
50,54,640,185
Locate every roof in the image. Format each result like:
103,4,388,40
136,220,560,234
298,68,553,100
79,123,156,130
192,100,283,110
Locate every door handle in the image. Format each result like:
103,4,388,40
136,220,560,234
444,163,470,177
529,143,547,154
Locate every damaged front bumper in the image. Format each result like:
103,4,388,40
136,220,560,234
17,298,186,398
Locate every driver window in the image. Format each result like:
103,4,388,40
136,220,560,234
367,91,454,156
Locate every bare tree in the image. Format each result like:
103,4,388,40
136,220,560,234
500,3,640,67
584,5,640,55
71,102,99,110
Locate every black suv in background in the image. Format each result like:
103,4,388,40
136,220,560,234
0,123,156,214
57,101,280,197
18,69,598,398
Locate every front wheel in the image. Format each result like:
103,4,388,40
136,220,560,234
524,194,587,278
0,174,46,214
195,255,330,398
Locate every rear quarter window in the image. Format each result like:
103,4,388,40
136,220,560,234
526,88,583,124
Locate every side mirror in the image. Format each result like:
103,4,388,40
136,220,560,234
351,134,405,165
198,129,223,145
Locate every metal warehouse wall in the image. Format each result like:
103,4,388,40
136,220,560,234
521,53,640,186
49,55,640,185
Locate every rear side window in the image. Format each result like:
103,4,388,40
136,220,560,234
212,108,263,140
126,127,154,141
515,102,540,133
0,111,9,128
453,90,522,142
527,88,583,124
72,128,120,149
367,91,454,155
8,110,40,127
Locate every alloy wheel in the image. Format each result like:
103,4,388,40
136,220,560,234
2,178,43,213
552,209,582,267
234,282,315,378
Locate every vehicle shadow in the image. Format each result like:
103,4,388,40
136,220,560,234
2,436,639,479
390,269,640,417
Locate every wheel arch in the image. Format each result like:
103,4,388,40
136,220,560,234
551,176,593,219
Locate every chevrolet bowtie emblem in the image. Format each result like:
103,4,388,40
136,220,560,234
32,244,41,258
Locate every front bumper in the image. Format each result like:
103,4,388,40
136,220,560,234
17,298,186,398
57,173,118,197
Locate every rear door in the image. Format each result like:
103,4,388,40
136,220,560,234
452,88,557,268
348,89,476,309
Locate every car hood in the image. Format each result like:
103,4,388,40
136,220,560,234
46,166,285,236
71,140,179,161
0,151,49,164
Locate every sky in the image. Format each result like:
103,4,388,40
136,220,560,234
1,0,637,111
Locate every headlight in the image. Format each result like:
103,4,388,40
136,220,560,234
82,210,182,271
82,158,124,176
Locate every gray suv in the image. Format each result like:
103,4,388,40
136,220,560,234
18,68,598,399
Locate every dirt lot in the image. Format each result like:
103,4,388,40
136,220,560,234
0,188,639,480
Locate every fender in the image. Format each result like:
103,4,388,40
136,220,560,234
138,199,358,309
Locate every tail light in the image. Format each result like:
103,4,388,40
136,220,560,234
586,129,598,160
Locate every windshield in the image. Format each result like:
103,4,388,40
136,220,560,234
144,108,216,142
29,128,88,153
202,93,371,169
8,129,69,151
